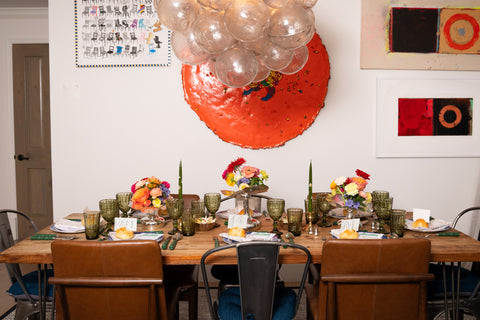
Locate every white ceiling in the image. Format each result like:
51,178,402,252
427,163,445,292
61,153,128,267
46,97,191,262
0,0,47,7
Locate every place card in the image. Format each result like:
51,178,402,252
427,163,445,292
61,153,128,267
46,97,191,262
339,218,360,232
413,208,431,222
114,218,137,231
228,214,248,229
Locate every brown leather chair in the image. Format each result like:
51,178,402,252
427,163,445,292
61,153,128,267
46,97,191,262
306,238,434,320
50,240,180,320
168,193,200,320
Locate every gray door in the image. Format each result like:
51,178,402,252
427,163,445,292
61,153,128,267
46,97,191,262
12,44,53,239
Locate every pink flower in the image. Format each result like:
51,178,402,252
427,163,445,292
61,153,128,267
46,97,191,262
150,187,162,198
241,166,259,178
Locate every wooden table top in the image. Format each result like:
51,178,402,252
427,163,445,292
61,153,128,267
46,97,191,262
1,213,480,265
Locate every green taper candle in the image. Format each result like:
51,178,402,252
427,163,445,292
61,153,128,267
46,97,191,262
308,160,312,212
179,160,183,200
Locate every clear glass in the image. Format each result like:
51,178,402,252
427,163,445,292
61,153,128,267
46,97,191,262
267,198,285,235
166,198,184,235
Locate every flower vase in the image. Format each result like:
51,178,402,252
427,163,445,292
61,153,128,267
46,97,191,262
144,207,159,226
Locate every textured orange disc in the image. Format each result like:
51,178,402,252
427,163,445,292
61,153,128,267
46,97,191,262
182,33,330,149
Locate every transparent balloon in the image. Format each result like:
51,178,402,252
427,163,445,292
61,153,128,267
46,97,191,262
208,58,217,76
269,5,313,49
172,30,211,65
238,35,268,55
253,59,271,82
224,0,271,42
263,0,292,8
154,0,199,32
259,41,293,71
196,0,229,11
279,45,309,74
192,11,236,54
291,0,318,9
215,47,258,88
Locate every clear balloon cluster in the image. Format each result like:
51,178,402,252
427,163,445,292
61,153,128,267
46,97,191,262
154,0,317,88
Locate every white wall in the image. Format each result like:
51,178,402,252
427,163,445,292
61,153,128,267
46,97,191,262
0,8,48,211
45,1,480,236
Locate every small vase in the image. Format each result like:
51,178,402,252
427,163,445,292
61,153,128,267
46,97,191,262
143,207,159,226
344,207,356,219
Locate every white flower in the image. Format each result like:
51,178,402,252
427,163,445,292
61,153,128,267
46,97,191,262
334,176,347,186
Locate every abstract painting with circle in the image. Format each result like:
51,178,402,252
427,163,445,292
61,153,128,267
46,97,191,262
398,98,473,136
361,0,480,70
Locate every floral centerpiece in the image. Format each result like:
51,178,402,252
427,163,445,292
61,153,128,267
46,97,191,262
222,157,269,190
130,176,171,212
329,169,372,214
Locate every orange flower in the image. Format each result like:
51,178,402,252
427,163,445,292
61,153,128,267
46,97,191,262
150,187,162,198
148,176,161,185
131,187,151,211
351,177,367,191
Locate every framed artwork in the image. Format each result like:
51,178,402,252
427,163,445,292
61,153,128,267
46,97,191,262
75,0,171,68
361,0,480,70
376,78,480,158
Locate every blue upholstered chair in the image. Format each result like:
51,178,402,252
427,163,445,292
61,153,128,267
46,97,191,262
428,206,480,319
200,241,311,320
0,209,54,320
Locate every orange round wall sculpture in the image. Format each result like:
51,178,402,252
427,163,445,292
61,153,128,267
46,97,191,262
182,33,330,149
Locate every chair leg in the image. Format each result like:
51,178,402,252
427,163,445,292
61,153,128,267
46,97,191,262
188,284,198,320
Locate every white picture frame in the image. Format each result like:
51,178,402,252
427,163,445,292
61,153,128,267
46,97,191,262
75,0,171,68
376,78,480,158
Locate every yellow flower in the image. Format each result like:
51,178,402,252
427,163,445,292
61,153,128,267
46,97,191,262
152,198,162,208
330,180,337,190
238,183,249,190
226,173,236,186
345,183,359,196
365,192,372,203
260,170,269,180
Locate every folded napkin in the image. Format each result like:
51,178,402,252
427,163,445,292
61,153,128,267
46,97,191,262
330,229,387,239
108,231,163,242
219,232,278,243
54,219,85,232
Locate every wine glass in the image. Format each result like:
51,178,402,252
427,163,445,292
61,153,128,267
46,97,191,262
267,198,285,235
204,193,221,219
373,198,391,234
317,192,332,227
166,198,184,235
116,192,132,217
99,199,119,232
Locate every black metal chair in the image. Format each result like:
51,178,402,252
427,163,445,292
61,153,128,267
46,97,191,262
428,206,480,320
0,209,54,320
201,241,311,320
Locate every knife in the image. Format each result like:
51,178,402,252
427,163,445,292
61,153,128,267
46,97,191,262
161,236,172,250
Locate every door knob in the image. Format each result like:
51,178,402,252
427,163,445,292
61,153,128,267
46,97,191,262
15,154,30,161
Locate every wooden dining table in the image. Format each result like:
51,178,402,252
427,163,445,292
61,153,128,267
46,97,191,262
2,212,480,320
2,212,480,265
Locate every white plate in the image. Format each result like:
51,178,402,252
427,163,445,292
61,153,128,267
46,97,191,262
108,231,164,241
328,207,373,219
216,209,262,219
50,225,85,234
405,219,451,233
220,232,278,244
330,229,387,239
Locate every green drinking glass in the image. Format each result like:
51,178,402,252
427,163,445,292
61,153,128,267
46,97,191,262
204,193,221,219
166,198,184,235
99,199,119,232
116,192,132,218
267,198,285,235
317,192,332,228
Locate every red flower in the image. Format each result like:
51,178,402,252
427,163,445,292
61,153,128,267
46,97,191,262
355,169,370,180
222,157,246,179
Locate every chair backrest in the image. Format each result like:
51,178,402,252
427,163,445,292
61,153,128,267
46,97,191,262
171,194,200,209
0,210,38,291
319,239,433,320
201,241,311,320
50,240,169,320
451,206,480,274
